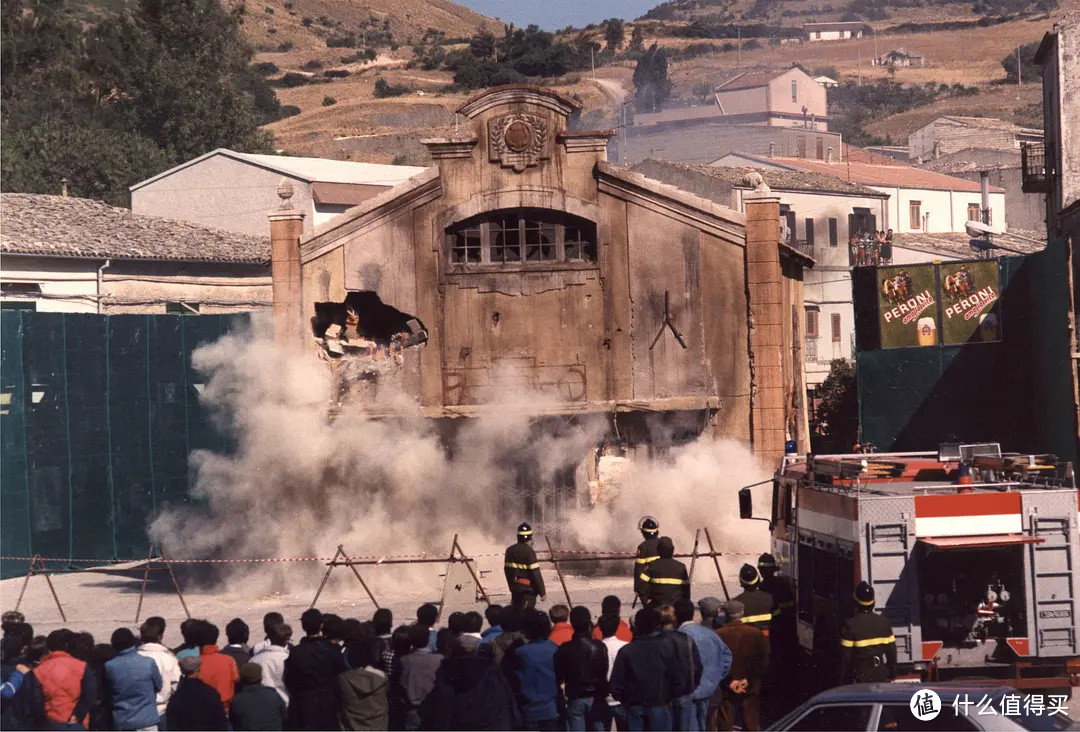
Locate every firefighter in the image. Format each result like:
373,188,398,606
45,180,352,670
839,582,897,683
504,522,545,612
639,536,689,607
634,516,661,601
758,553,796,723
733,564,774,635
758,553,796,640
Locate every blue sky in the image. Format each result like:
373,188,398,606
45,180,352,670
456,0,660,30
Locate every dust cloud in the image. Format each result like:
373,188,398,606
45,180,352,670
150,320,771,595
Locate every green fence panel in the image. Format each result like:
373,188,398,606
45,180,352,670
1,314,30,579
0,311,251,578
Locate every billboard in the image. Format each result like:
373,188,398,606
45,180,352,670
875,260,1001,349
877,265,939,349
940,261,1001,344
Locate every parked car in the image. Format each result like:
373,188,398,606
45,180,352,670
770,683,1079,731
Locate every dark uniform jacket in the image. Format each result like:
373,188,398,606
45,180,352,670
761,574,796,649
840,610,897,683
640,557,690,606
504,542,545,596
634,537,661,596
733,587,775,635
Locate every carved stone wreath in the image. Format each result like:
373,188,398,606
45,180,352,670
488,113,549,172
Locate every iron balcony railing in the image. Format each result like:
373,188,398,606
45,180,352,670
1021,141,1051,193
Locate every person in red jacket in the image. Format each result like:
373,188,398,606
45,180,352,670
193,621,239,713
24,629,98,729
591,596,633,643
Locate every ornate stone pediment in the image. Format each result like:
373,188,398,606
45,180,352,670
488,113,550,172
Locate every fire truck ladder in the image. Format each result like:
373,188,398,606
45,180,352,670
867,519,915,663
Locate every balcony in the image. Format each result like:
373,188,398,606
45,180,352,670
1021,141,1051,193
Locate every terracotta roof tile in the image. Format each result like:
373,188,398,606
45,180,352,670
1,194,269,264
762,156,1004,193
641,158,887,196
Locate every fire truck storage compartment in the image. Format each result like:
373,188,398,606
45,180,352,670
916,540,1027,647
797,529,856,625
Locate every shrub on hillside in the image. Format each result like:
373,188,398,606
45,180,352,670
253,61,280,75
373,78,410,97
322,96,337,106
301,59,322,70
279,104,301,118
324,69,350,78
272,72,315,88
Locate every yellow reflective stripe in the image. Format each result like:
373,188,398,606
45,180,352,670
648,576,689,585
742,613,773,624
518,530,533,535
505,562,540,570
840,635,896,648
636,556,660,564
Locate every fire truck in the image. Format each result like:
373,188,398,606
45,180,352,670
739,444,1080,689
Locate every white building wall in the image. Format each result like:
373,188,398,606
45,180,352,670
767,69,828,122
1,256,271,314
871,186,1005,234
1,257,100,312
131,154,317,237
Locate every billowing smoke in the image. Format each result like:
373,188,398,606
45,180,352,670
150,318,771,595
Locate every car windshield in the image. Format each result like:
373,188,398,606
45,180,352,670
1014,709,1078,731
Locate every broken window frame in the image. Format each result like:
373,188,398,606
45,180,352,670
446,208,598,270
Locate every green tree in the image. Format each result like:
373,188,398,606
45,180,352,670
1001,41,1040,84
812,359,860,453
604,18,625,51
469,29,497,59
628,25,645,53
1,0,277,205
632,43,672,112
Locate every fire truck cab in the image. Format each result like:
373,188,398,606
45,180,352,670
740,444,1080,689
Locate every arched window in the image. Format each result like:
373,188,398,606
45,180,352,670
446,208,597,268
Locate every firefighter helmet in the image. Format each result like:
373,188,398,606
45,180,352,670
854,581,876,607
739,563,761,587
638,516,660,536
516,522,533,540
757,553,778,572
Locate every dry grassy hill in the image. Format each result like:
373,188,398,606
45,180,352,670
237,0,501,53
254,1,1070,164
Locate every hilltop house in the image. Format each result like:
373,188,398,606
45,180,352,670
713,68,829,130
130,148,426,237
804,21,864,41
876,48,925,67
1,193,269,314
267,84,815,514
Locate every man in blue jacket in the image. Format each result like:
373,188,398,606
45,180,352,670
676,598,732,731
509,611,560,730
105,628,162,731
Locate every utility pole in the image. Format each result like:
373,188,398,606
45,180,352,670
1017,45,1022,86
737,28,742,68
858,44,862,85
591,45,596,79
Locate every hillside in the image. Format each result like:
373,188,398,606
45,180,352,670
237,0,502,53
639,0,1057,25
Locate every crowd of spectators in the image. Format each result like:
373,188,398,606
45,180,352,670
849,229,893,267
1,596,761,731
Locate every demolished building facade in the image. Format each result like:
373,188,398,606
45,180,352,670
269,85,811,526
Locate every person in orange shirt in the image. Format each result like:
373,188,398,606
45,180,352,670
193,621,240,713
591,595,633,643
548,605,574,646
